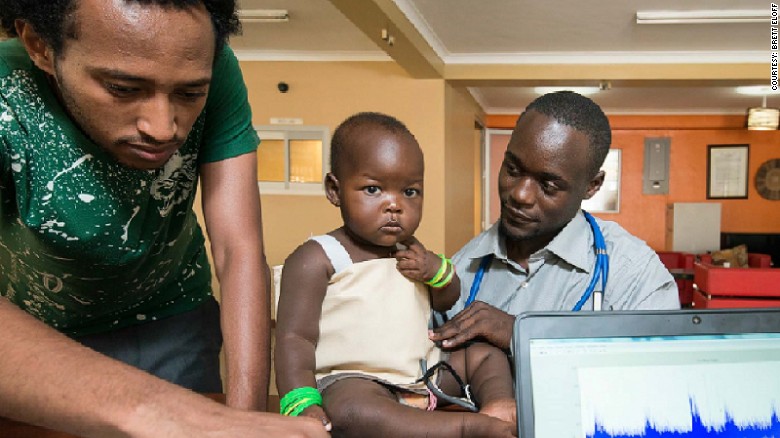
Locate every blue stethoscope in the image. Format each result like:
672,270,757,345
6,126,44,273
465,210,609,312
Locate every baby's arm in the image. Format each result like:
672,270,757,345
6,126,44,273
274,241,332,430
395,237,460,312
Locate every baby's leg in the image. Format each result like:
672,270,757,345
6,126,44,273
322,377,514,438
445,343,516,425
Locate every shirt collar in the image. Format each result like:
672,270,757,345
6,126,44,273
545,211,594,272
473,212,594,272
469,222,509,261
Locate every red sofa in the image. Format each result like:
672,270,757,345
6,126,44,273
692,255,780,308
656,251,696,306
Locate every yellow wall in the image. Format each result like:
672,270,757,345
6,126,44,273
239,60,452,266
196,60,481,393
443,84,484,255
197,61,490,296
197,60,490,310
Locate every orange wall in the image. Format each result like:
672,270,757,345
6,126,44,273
485,115,780,251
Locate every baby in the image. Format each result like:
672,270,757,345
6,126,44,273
275,112,516,437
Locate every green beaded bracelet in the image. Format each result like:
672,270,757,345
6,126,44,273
430,259,455,288
425,254,449,286
280,386,322,416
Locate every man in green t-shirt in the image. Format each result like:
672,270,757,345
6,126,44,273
0,0,326,436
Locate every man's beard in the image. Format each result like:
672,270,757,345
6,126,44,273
52,62,106,151
498,217,538,243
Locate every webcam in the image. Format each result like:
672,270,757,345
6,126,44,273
277,82,289,93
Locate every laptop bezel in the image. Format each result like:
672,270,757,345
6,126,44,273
512,308,780,438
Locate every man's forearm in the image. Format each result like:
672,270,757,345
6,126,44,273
199,152,272,411
221,295,271,411
218,257,272,411
0,298,211,436
0,298,328,438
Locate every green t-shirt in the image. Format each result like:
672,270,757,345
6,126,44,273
0,40,260,336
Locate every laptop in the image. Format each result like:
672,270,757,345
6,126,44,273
512,308,780,438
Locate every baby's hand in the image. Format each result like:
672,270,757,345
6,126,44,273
301,404,332,432
395,237,440,283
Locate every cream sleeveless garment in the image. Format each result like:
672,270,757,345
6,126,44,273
311,235,441,391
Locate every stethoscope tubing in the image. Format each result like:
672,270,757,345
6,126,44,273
466,210,608,311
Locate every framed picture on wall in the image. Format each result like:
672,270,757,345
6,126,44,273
582,149,621,213
706,144,749,199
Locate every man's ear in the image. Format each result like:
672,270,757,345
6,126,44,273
583,170,605,200
324,172,341,207
15,20,57,76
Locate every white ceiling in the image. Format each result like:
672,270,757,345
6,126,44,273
231,0,775,114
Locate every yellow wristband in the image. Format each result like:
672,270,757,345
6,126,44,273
430,260,455,288
425,254,449,286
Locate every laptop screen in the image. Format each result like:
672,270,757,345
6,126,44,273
514,309,780,438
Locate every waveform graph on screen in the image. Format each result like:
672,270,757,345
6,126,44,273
579,362,780,438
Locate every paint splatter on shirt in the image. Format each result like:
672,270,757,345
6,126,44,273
0,40,259,336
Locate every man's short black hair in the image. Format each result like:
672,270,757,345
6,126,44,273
519,91,612,177
0,0,240,55
330,112,417,178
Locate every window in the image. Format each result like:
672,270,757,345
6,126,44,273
255,125,330,195
581,149,621,213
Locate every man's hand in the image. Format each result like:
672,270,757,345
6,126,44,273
123,395,332,438
394,237,440,283
300,404,332,433
429,301,514,350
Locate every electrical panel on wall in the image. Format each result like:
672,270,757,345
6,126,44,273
643,137,670,194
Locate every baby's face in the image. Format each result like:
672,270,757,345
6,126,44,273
335,129,424,248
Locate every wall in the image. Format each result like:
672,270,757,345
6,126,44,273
473,127,483,236
443,84,485,255
198,63,478,387
197,61,493,295
238,60,447,266
485,115,780,251
487,131,511,225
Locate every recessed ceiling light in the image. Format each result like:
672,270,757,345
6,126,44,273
735,86,780,96
534,86,602,96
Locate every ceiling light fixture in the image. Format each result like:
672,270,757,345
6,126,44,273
636,9,768,24
238,9,289,23
534,86,601,96
747,96,780,130
747,107,780,130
